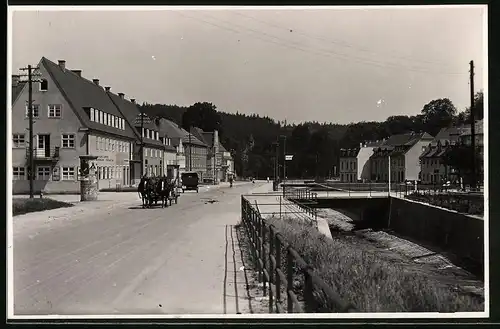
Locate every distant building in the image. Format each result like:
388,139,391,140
370,132,434,183
339,148,359,182
158,120,208,181
459,119,484,157
419,126,468,185
190,127,234,183
219,143,235,181
357,141,383,182
107,92,169,185
460,119,484,181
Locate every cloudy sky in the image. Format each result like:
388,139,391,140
11,6,486,124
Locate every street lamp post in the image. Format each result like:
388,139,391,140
388,155,391,196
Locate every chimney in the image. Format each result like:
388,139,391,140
71,70,82,77
105,87,111,92
118,93,125,99
58,60,66,70
92,79,100,86
12,75,19,87
131,99,136,104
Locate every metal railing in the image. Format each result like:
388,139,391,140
241,196,356,313
26,146,60,160
401,186,484,216
282,186,319,223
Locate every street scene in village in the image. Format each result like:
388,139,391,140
9,6,487,317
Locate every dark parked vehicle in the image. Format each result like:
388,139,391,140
181,172,199,193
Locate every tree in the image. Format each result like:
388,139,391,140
453,91,484,126
181,102,222,134
385,115,414,135
421,98,457,136
442,144,482,186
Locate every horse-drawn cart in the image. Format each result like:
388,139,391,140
138,176,178,208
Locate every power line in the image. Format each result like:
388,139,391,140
200,12,467,76
233,11,461,70
176,11,466,76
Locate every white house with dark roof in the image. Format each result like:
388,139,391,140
11,58,139,193
370,132,433,183
356,141,384,182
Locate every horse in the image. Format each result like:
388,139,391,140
155,176,171,208
138,176,150,208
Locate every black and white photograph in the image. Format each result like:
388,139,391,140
8,5,488,319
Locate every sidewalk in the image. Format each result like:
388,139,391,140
243,186,332,239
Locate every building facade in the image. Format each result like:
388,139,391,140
370,132,433,183
356,141,382,182
339,148,359,182
107,93,167,185
157,119,208,181
419,126,468,185
11,58,137,193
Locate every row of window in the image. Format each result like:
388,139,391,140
421,158,441,167
186,146,207,155
340,173,357,183
96,136,130,153
12,165,131,181
422,173,447,183
144,147,163,158
13,133,75,148
13,166,76,181
97,165,129,181
142,128,160,141
25,104,62,118
340,160,356,171
90,108,126,130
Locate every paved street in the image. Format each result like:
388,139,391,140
13,181,271,315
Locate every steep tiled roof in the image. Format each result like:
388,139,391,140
106,92,167,149
460,119,484,136
383,132,433,147
41,57,136,140
434,126,469,144
219,143,228,153
372,132,433,157
11,82,26,105
160,120,207,147
202,132,215,147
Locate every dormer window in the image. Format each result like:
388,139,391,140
40,79,48,91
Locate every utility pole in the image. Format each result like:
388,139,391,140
140,110,144,177
282,135,287,185
189,128,192,171
469,60,477,191
275,138,279,181
19,64,41,199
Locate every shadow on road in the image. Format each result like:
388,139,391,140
234,224,254,314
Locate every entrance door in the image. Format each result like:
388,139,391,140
36,134,50,157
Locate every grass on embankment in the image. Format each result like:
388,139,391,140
264,216,484,313
12,198,74,216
